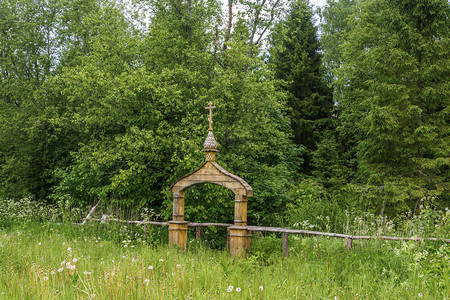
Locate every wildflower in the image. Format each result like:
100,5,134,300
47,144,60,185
144,278,150,286
124,244,127,248
67,247,72,251
176,264,181,268
259,286,263,291
148,266,153,270
43,277,48,281
72,258,77,263
236,288,241,292
159,259,164,262
50,271,56,275
227,286,233,293
418,293,423,298
58,268,63,273
38,242,41,246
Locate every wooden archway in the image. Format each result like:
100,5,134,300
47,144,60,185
168,102,253,256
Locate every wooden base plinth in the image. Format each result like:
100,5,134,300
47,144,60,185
229,226,251,257
168,221,188,251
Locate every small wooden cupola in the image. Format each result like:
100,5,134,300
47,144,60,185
169,101,253,256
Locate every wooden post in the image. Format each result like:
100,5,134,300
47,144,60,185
234,194,248,227
282,233,289,259
229,226,251,257
168,221,188,251
196,227,201,241
229,194,250,257
172,191,185,221
346,238,353,250
143,223,149,239
169,191,188,251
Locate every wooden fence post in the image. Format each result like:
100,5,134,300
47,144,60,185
143,224,149,239
283,233,289,259
196,227,201,241
346,237,353,250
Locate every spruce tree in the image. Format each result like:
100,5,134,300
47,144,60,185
269,0,333,174
338,0,449,214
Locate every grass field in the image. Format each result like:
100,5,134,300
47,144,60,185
0,221,448,299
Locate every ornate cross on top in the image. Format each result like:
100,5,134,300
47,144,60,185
205,101,216,131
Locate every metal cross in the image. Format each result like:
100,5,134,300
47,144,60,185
205,101,216,131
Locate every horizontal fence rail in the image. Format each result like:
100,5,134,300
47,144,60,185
84,217,450,258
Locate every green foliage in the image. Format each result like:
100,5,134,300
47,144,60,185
321,0,449,215
4,0,297,225
269,0,333,173
285,178,342,231
1,0,448,224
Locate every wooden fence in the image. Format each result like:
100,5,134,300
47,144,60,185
85,217,450,258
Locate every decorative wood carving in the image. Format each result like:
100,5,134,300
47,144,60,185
169,101,253,257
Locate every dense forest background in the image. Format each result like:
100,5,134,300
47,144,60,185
0,0,448,228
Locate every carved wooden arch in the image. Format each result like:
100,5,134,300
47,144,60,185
171,161,253,196
168,101,253,256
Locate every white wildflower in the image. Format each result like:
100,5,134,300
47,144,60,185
259,286,263,291
236,288,241,292
227,286,233,293
148,266,153,270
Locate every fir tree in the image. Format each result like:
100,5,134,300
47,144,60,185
338,0,449,214
269,0,333,174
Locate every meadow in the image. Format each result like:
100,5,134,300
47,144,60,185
0,218,448,299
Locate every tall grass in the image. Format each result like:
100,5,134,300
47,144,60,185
0,197,448,299
0,221,448,299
